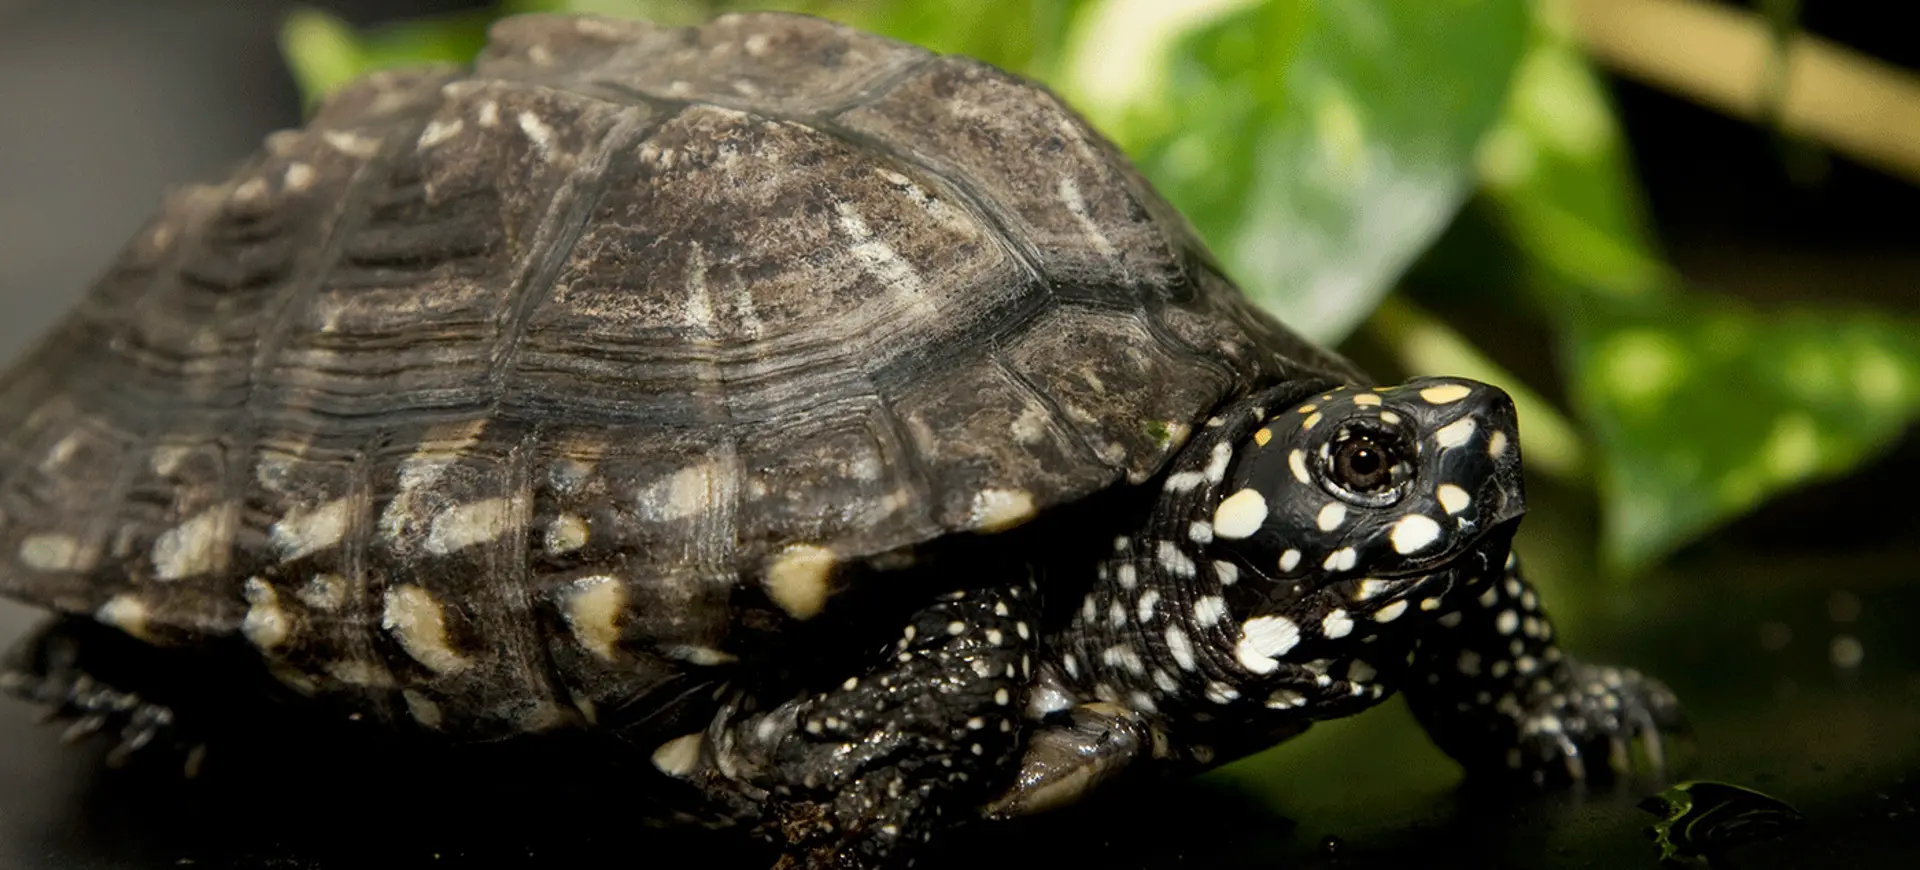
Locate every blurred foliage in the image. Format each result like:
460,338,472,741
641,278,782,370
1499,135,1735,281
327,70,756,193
281,0,1920,577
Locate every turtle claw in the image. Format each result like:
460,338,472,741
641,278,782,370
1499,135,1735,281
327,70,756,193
1503,660,1685,786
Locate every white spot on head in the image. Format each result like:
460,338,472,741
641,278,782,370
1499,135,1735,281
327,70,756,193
1438,611,1464,628
1437,484,1472,515
652,732,705,777
1487,430,1510,458
1215,560,1241,585
1390,514,1442,554
270,498,353,563
1234,615,1300,673
1434,417,1477,449
1323,547,1358,572
1351,393,1382,407
241,577,290,649
1322,609,1354,639
766,544,835,619
1278,549,1301,572
1316,502,1348,532
969,488,1036,532
1420,383,1473,405
1212,489,1268,539
565,574,627,661
1496,609,1520,635
382,584,471,675
19,533,81,571
1354,578,1390,600
1373,600,1409,623
152,504,235,580
1288,449,1311,485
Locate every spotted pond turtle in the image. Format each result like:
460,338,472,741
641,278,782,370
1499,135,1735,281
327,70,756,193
0,12,1682,869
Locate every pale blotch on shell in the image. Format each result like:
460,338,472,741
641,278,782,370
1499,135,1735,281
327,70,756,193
766,544,836,620
95,593,154,641
18,533,81,571
297,573,348,611
402,690,443,729
382,584,471,675
241,577,291,649
424,497,518,555
270,498,354,563
566,574,627,661
969,488,1036,533
545,513,589,555
151,503,235,581
652,732,705,777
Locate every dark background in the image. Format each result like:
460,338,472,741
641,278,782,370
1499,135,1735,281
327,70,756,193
1,1,1916,867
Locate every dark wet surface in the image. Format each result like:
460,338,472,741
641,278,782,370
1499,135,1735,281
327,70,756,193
2,1,1918,868
3,516,1917,869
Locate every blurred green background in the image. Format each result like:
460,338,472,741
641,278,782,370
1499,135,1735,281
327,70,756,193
0,0,1916,866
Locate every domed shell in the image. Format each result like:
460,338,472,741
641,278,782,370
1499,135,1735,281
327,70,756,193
0,13,1357,733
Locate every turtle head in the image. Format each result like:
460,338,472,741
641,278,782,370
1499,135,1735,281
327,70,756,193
1208,377,1525,594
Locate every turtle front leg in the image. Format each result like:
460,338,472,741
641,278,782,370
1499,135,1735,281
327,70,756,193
1402,551,1684,785
686,577,1042,869
1,617,202,771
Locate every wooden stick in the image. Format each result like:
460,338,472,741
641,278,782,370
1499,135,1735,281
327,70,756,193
1568,0,1920,183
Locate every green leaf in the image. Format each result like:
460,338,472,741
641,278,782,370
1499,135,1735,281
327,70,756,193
281,7,498,105
280,8,369,106
1474,1,1669,299
1565,293,1920,575
1059,0,1530,344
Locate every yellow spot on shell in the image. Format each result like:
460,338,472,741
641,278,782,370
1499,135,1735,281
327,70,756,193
969,488,1036,533
95,594,154,641
652,732,705,777
19,533,81,571
565,575,626,661
766,544,836,620
381,585,470,675
241,578,290,649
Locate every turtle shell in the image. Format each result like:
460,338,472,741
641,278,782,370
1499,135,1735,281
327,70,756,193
0,13,1358,737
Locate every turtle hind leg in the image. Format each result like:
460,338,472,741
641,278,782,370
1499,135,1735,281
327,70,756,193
683,574,1043,869
2,616,211,773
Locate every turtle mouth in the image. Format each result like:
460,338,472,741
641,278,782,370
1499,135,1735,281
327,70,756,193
1315,516,1523,599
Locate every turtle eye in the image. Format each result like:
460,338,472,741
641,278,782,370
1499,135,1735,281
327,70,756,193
1333,436,1394,492
1320,422,1413,506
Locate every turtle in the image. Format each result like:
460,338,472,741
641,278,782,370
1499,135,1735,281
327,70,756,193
0,11,1683,869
